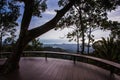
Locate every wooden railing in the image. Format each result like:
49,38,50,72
0,51,120,75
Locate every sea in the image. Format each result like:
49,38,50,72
43,44,94,53
40,39,94,53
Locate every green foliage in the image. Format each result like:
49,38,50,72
58,0,69,7
33,0,47,17
92,37,120,61
0,37,16,52
0,0,20,52
57,0,120,31
98,0,120,11
57,0,114,29
0,0,48,52
56,0,120,54
0,0,20,28
25,38,43,51
109,22,120,39
100,20,120,39
3,36,16,45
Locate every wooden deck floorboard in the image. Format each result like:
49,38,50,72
0,57,120,80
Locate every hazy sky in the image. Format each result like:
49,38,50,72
17,0,120,44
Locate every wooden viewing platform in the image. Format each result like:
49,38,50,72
0,57,120,80
1,51,120,75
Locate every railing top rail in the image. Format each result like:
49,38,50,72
24,51,120,69
1,51,120,69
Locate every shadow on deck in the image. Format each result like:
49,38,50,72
0,57,120,80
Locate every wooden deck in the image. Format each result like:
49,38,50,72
0,57,120,80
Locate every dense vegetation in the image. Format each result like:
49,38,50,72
92,37,120,61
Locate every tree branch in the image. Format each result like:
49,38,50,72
26,0,75,42
20,0,34,35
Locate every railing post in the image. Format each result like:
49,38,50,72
0,52,1,58
73,56,76,64
109,67,115,80
45,53,47,61
110,66,114,75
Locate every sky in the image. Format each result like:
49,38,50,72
17,0,120,44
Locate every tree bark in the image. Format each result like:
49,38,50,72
1,0,75,74
0,33,2,58
1,0,34,74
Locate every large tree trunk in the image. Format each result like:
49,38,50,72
1,39,26,74
0,0,74,74
1,0,34,74
0,33,2,58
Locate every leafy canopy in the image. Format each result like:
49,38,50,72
93,37,120,61
0,0,20,40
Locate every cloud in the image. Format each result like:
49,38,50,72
46,0,59,10
108,16,120,22
39,28,74,39
108,6,120,22
29,12,56,29
92,30,111,40
44,10,56,15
